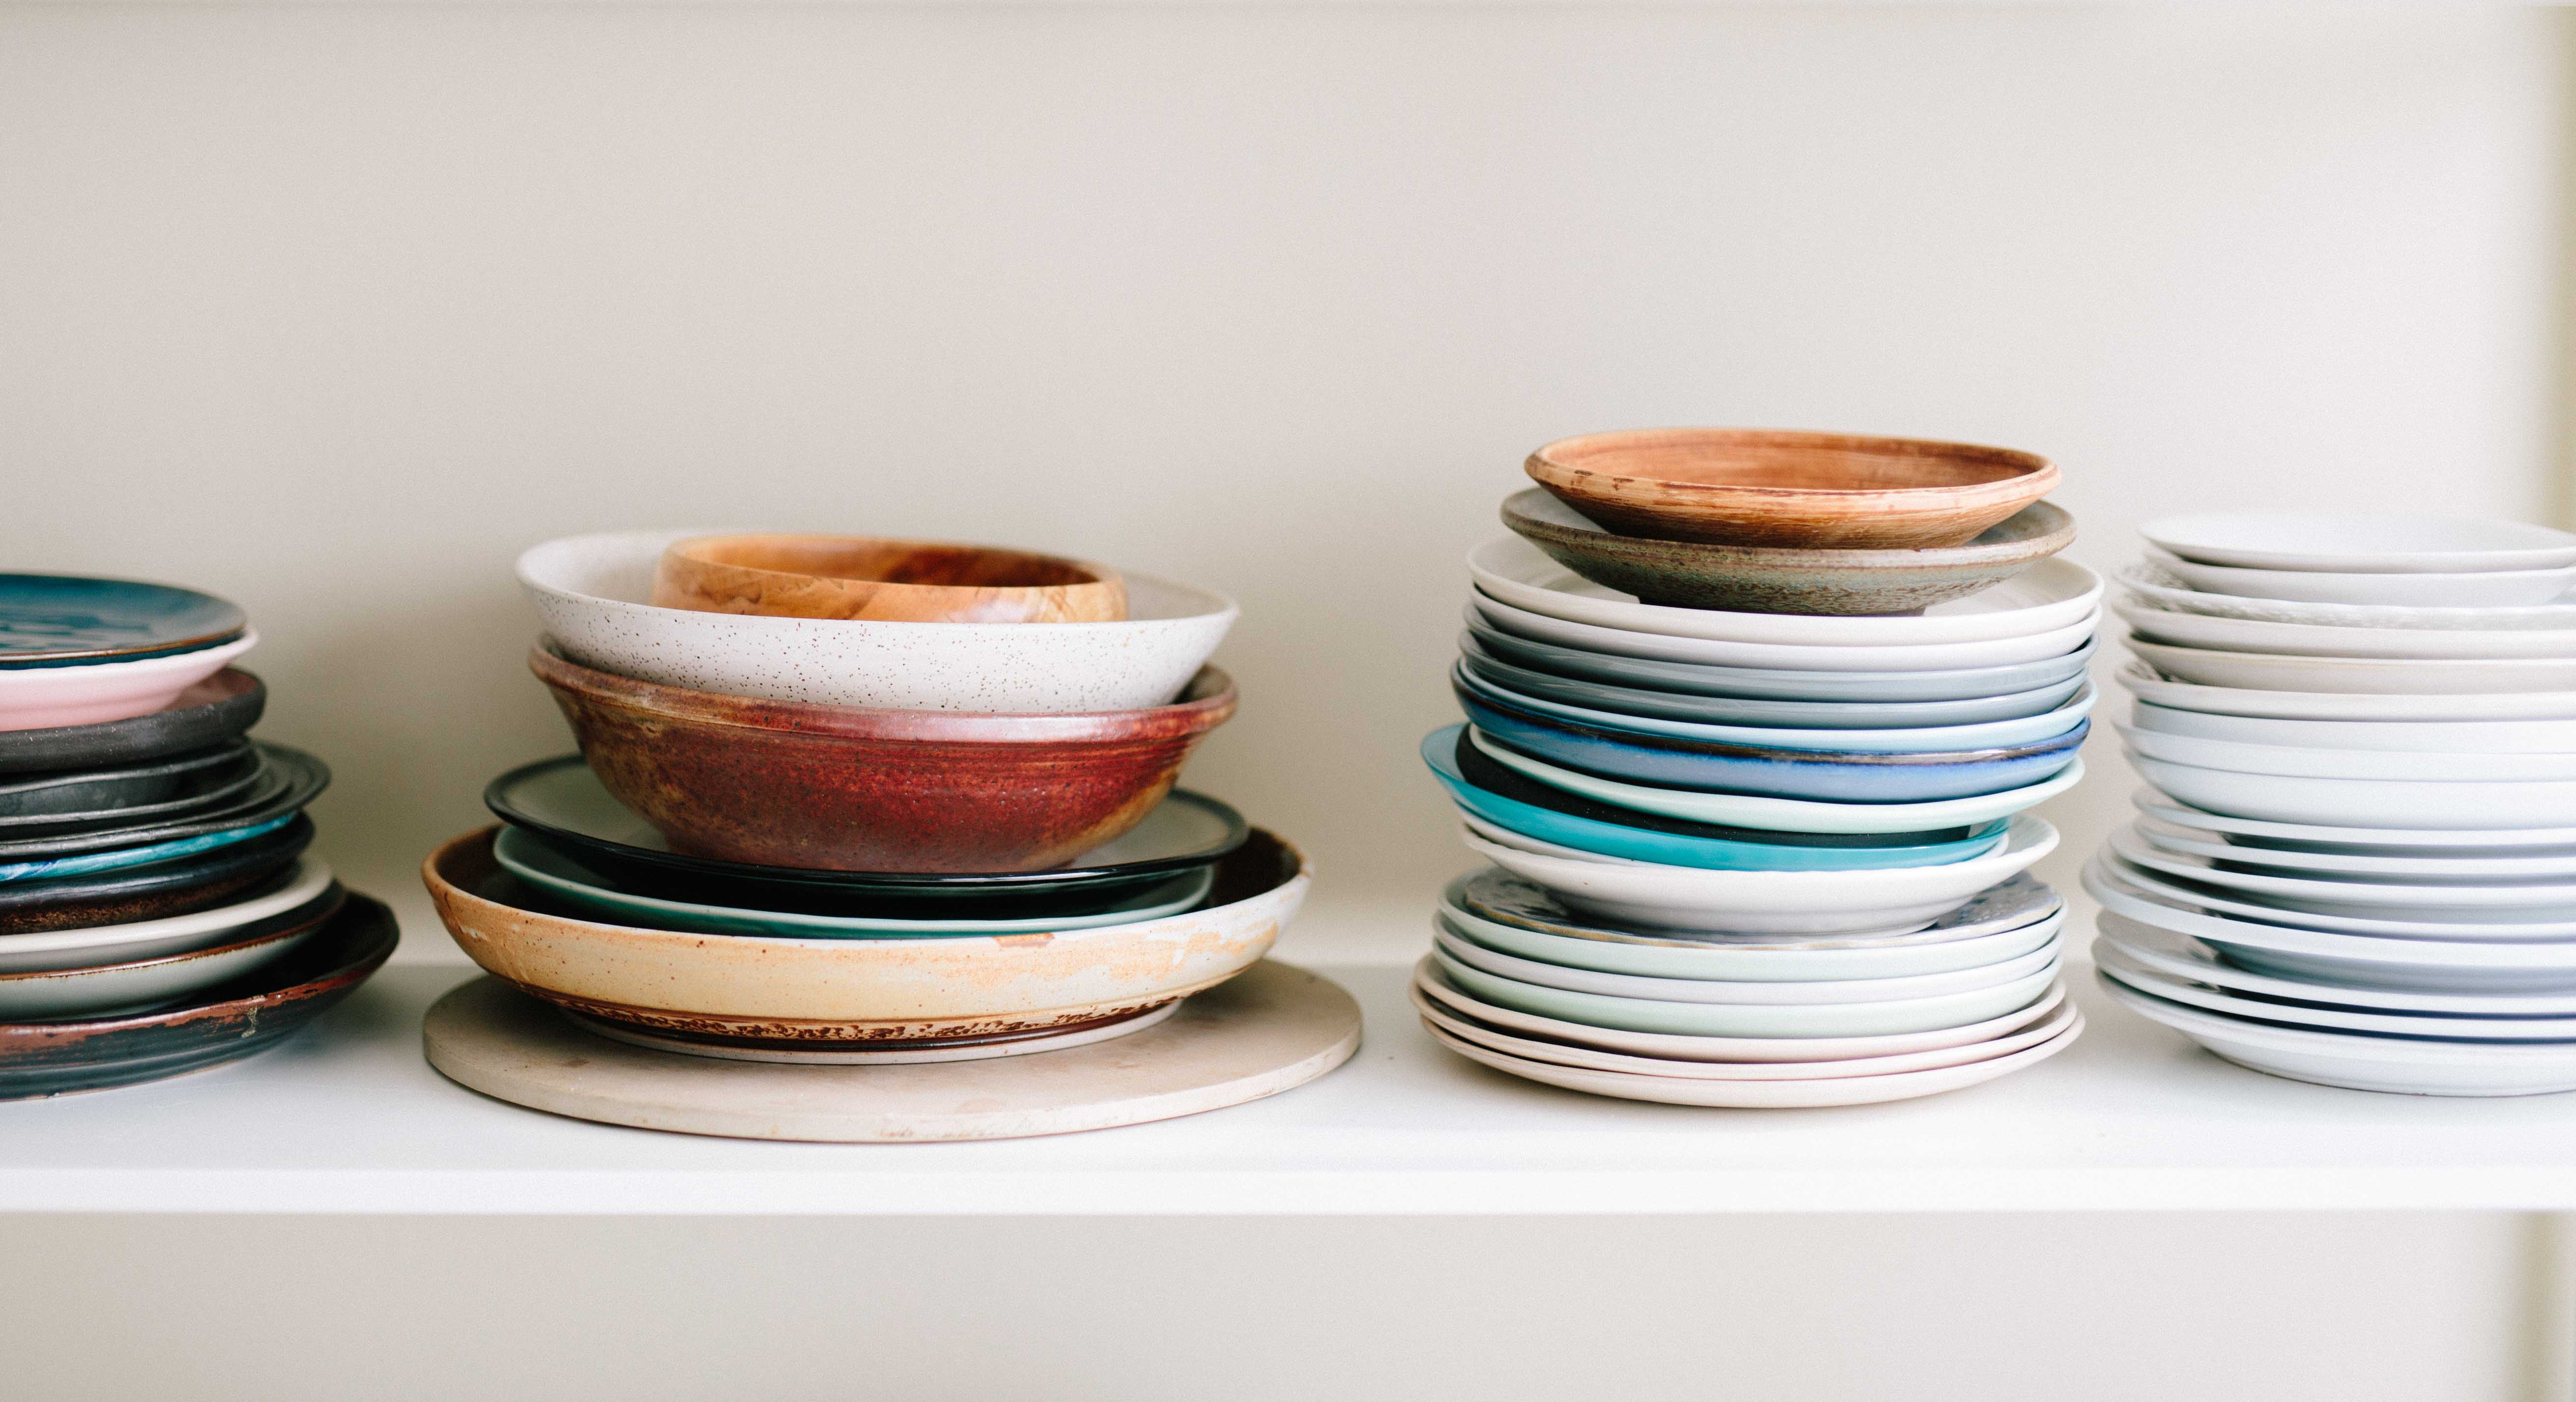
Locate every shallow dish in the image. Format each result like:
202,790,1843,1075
1415,957,2068,1063
0,744,329,861
1470,610,2095,703
1526,427,2059,549
1460,634,2083,729
519,530,1233,713
532,641,1233,872
0,669,264,778
489,758,1247,914
1461,815,2056,936
0,893,394,1101
0,860,338,974
2116,598,2576,661
1468,728,2085,835
2142,549,2576,609
425,825,1309,1044
0,743,257,826
1499,488,2072,616
2119,562,2576,631
2127,639,2576,696
2107,826,2576,917
2140,512,2576,574
1471,532,2100,644
1457,867,2061,951
0,574,246,667
0,900,334,1021
2133,817,2576,881
2095,941,2576,1042
2096,852,2576,944
0,813,315,934
0,632,257,732
2132,793,2576,855
1460,680,2085,803
2098,914,2576,1017
0,813,297,886
1434,919,2060,1005
2096,974,2576,1097
2117,658,2576,722
2120,723,2576,783
2129,701,2576,755
653,533,1126,623
1473,590,2096,674
2129,753,2576,831
491,826,1217,939
1433,944,2061,1038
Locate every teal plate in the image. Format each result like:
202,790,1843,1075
0,574,247,668
0,811,298,885
491,825,1218,938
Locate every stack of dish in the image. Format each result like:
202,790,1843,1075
2097,512,2576,1095
429,531,1314,1066
1417,428,2095,1105
0,574,387,1099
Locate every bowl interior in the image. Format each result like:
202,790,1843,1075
1536,429,2048,495
670,535,1110,590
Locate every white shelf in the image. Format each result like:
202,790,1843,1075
10,909,2576,1216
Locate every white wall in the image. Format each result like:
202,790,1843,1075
0,6,2564,1400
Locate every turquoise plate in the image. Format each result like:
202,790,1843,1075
0,811,298,884
491,825,1218,938
0,574,247,668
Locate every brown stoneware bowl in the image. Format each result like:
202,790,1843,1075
1501,488,2075,615
1526,427,2059,549
423,825,1310,1047
653,533,1126,623
529,641,1237,873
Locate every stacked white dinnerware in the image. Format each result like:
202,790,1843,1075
2097,511,2576,1095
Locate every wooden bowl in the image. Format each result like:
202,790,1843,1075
529,641,1236,873
1526,428,2059,549
653,534,1126,623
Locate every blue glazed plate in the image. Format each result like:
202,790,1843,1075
491,825,1218,939
1421,728,2007,871
1458,672,2086,803
0,811,298,884
1465,608,2095,705
0,575,247,669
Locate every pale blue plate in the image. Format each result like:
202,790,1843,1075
1459,633,2086,729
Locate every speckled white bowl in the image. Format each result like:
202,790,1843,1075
517,531,1237,712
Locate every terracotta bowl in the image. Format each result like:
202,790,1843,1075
1501,489,2075,615
1526,428,2059,549
653,534,1125,624
422,825,1309,1045
529,641,1237,873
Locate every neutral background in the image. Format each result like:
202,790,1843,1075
1,6,2568,1400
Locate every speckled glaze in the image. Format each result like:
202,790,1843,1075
0,813,314,934
519,530,1235,712
0,632,257,732
531,642,1236,872
0,892,394,1100
1526,428,2059,550
655,534,1127,623
1501,489,2073,615
423,825,1310,1044
0,670,265,777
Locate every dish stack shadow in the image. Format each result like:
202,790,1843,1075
2097,511,2576,1096
0,574,385,1100
426,531,1315,1072
1416,429,2098,1107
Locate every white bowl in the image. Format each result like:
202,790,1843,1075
1469,537,2104,646
1432,945,2061,1038
2133,793,2576,856
0,633,258,733
1459,815,2057,936
2129,753,2576,830
517,530,1236,713
2139,512,2576,574
2116,598,2576,661
1469,590,2099,675
2095,940,2576,1041
2127,638,2576,695
2117,658,2576,722
2118,562,2576,631
2129,700,2576,755
2099,914,2576,1016
2119,723,2576,782
2107,826,2576,917
1433,919,2061,1005
2141,547,2576,608
2097,974,2576,1096
0,860,335,974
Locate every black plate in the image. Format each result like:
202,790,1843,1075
0,813,316,934
0,891,395,1100
0,743,329,860
486,755,1250,915
0,742,260,829
0,669,265,776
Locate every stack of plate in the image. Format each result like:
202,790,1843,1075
2098,511,2576,1095
0,574,389,1099
1417,429,2096,1105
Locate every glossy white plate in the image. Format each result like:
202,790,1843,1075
2116,598,2576,661
2116,659,2576,722
2140,547,2576,608
1432,918,2060,1005
2118,562,2576,631
2139,512,2576,574
2133,816,2576,881
2132,792,2576,855
2127,639,2576,695
1414,957,2069,1063
2097,913,2576,1016
2120,723,2576,782
2108,826,2576,916
1469,537,2105,647
2095,939,2576,1040
1471,590,2101,675
0,915,323,1019
1430,945,2061,1038
2097,974,2576,1096
0,859,336,974
2094,850,2576,942
2129,700,2576,755
1458,660,2096,755
2129,753,2576,830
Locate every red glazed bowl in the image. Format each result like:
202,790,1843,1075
528,642,1238,873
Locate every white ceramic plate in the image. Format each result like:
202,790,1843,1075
1470,590,2101,675
1433,944,2063,1039
0,859,336,974
518,530,1236,713
1425,1007,2081,1106
1469,537,2105,647
2107,826,2576,917
2129,753,2576,831
1433,918,2061,1006
1469,727,2086,836
2097,974,2576,1096
2140,547,2576,608
1414,957,2069,1063
1457,661,2096,755
2116,659,2576,723
2133,817,2576,881
2132,792,2576,855
2116,598,2576,662
2129,700,2576,755
2098,850,2576,942
2127,638,2576,695
2118,562,2576,631
0,913,323,1019
2097,913,2576,1016
2119,723,2576,782
2140,512,2576,574
1460,815,2057,937
2095,939,2576,1040
1468,611,2096,707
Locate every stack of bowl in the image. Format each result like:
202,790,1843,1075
1416,429,2095,1105
2095,511,2576,1095
0,573,389,1099
428,531,1314,1068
